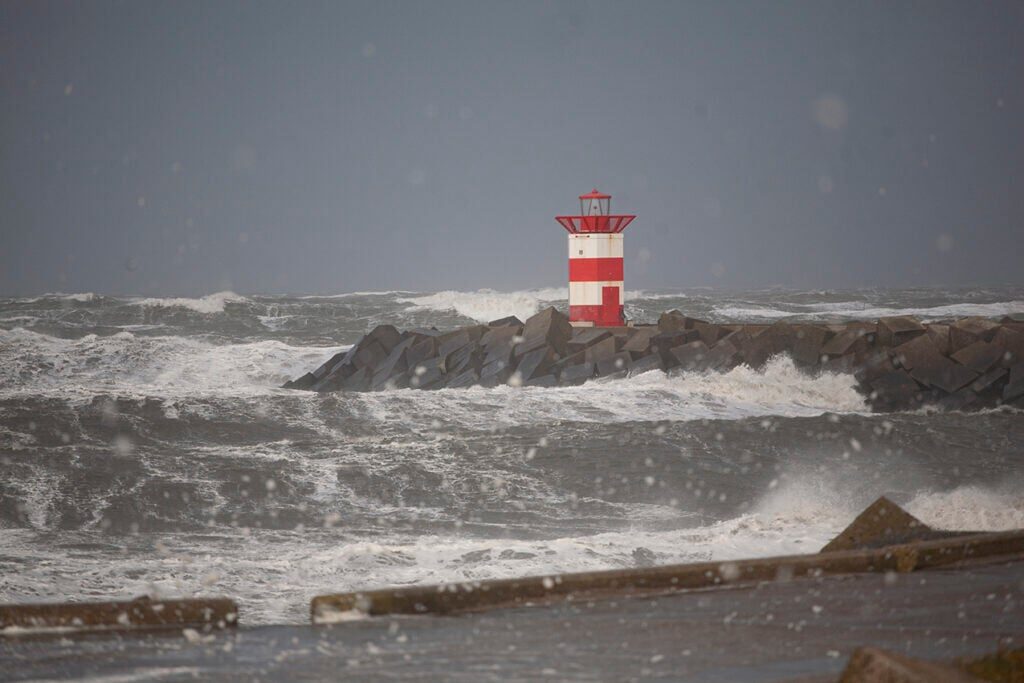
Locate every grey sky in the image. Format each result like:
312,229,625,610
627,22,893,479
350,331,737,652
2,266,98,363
2,1,1021,296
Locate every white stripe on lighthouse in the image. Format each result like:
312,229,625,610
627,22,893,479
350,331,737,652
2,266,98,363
567,234,624,259
569,281,624,305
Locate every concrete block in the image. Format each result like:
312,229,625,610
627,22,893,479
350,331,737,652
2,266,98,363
437,325,486,359
410,365,446,390
310,371,346,393
363,324,403,354
409,356,447,389
869,370,922,410
840,646,980,683
657,310,687,333
790,325,832,366
910,356,977,394
853,351,897,384
519,307,573,356
628,353,664,377
412,354,447,375
524,374,558,388
705,338,741,370
406,337,439,368
821,496,931,553
621,327,658,354
737,329,774,368
516,346,557,382
550,349,586,376
488,315,523,327
670,341,710,371
483,339,515,368
437,331,472,361
340,366,371,391
481,324,521,349
938,387,979,412
559,362,594,386
596,351,632,378
926,324,951,355
877,316,925,347
1004,363,1024,401
283,372,317,390
892,334,944,370
717,327,751,349
447,345,481,377
352,339,388,370
567,329,612,354
584,335,618,365
370,337,416,390
314,348,355,379
0,596,239,632
693,321,726,346
949,316,1000,353
445,369,480,389
653,330,699,367
994,326,1024,366
479,359,513,387
951,340,1005,374
970,366,1007,394
821,354,857,375
821,327,870,357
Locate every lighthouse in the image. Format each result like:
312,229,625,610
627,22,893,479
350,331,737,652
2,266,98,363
555,189,636,327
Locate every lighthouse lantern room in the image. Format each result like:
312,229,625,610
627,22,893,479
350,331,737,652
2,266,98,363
556,189,636,327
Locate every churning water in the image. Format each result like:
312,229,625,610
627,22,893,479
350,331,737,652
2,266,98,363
1,287,1023,623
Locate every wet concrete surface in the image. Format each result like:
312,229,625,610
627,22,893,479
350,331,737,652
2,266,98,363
2,558,1022,682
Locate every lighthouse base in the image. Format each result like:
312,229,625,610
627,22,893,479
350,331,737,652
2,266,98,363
569,301,625,327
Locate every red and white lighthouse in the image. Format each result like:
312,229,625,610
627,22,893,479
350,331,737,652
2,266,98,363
556,189,636,327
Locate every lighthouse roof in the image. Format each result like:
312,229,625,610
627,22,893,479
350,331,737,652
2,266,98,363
579,188,611,200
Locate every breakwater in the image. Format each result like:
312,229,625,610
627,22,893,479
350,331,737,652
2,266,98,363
284,307,1024,411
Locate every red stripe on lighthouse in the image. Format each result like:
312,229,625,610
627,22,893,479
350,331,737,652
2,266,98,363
568,257,624,282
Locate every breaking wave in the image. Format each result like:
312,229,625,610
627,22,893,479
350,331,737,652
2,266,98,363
131,291,249,314
906,485,1024,531
0,327,334,399
396,288,567,324
714,300,1024,322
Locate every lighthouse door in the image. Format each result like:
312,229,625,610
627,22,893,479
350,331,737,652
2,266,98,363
601,286,619,325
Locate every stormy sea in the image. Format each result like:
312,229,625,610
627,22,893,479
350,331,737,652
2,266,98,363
1,286,1023,625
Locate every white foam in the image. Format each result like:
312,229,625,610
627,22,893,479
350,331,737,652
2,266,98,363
352,356,867,428
396,288,567,323
907,485,1024,531
714,300,1024,322
3,476,1020,625
132,291,248,314
17,292,98,303
0,327,335,399
298,290,412,300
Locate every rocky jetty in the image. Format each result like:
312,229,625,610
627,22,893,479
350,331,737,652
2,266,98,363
284,307,1024,412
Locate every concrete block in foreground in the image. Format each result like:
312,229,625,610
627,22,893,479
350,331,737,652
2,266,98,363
839,646,979,682
819,495,962,553
310,528,1024,621
0,596,238,634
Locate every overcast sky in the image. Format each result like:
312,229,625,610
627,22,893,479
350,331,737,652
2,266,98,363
2,1,1021,296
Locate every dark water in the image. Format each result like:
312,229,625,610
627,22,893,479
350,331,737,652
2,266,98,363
1,287,1022,624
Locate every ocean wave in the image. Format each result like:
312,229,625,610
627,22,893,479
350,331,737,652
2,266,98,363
131,291,249,314
15,292,98,304
297,290,414,300
906,485,1024,531
3,471,1019,624
350,356,868,427
714,300,1024,321
0,327,335,398
396,288,567,323
626,291,690,301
